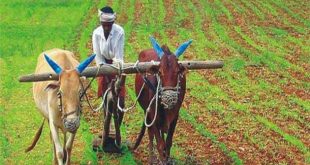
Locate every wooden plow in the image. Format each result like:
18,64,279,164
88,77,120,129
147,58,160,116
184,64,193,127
19,60,224,82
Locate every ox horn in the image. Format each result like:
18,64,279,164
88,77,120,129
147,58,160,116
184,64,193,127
175,39,193,58
150,36,164,58
44,54,62,75
76,54,96,74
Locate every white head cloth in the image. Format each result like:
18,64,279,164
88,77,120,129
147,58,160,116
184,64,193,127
98,9,116,22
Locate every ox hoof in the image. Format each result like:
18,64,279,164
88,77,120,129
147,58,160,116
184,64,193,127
166,157,176,165
92,135,122,153
125,140,136,151
103,136,122,153
92,137,102,152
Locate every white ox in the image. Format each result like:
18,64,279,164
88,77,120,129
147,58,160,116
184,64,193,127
26,49,95,165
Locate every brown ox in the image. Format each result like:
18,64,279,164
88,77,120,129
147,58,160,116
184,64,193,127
133,37,192,164
27,49,95,165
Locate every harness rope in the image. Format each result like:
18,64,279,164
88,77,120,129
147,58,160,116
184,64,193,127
80,66,100,112
93,60,145,113
117,82,145,112
144,74,161,127
143,73,182,127
57,89,80,120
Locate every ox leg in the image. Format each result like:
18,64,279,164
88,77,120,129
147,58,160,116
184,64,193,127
65,132,76,165
117,97,125,125
50,132,57,165
132,122,146,150
113,109,121,148
102,105,112,148
147,127,156,164
166,116,178,164
154,127,167,164
63,132,67,164
118,111,124,126
49,121,64,165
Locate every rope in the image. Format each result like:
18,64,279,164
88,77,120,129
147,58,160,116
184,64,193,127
84,60,147,113
117,82,145,112
92,61,124,113
93,87,111,112
80,66,100,112
159,74,181,109
144,74,161,127
133,60,141,73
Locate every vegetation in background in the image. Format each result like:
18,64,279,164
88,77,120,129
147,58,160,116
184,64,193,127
1,0,309,164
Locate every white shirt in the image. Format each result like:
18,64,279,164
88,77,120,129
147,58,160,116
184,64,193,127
92,24,125,66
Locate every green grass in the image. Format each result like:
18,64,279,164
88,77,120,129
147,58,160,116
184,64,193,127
272,0,310,28
0,0,97,163
240,0,265,20
1,0,309,164
180,109,243,165
255,116,310,163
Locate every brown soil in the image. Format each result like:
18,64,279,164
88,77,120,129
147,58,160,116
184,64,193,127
185,1,303,163
116,0,130,26
282,82,310,100
183,90,286,164
221,1,309,100
185,77,306,164
126,116,233,164
175,119,232,164
71,0,100,58
272,1,309,30
133,1,144,25
74,0,309,164
163,0,176,24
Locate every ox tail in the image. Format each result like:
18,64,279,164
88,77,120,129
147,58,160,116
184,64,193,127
25,119,45,152
132,121,146,150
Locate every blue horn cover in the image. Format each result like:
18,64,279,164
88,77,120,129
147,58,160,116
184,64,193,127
44,54,63,75
174,39,193,58
76,54,96,74
150,36,164,58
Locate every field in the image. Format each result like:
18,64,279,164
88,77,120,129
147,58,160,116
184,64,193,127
0,0,309,164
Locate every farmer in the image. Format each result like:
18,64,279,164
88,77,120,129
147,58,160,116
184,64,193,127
92,6,126,110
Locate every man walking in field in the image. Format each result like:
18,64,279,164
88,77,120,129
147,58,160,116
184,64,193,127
92,6,126,109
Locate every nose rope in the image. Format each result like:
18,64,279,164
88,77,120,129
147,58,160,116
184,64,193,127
160,89,179,109
62,109,79,119
159,74,181,109
144,74,161,127
63,117,80,132
144,73,182,127
117,82,145,112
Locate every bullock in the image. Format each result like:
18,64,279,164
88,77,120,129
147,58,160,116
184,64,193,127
26,49,95,165
133,37,192,164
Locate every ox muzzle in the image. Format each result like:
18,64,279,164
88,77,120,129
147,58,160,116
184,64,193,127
63,117,80,133
158,74,182,110
160,87,179,109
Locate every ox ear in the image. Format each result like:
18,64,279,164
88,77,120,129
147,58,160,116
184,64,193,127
44,82,59,92
76,54,96,74
150,36,164,58
44,54,62,74
174,39,193,58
